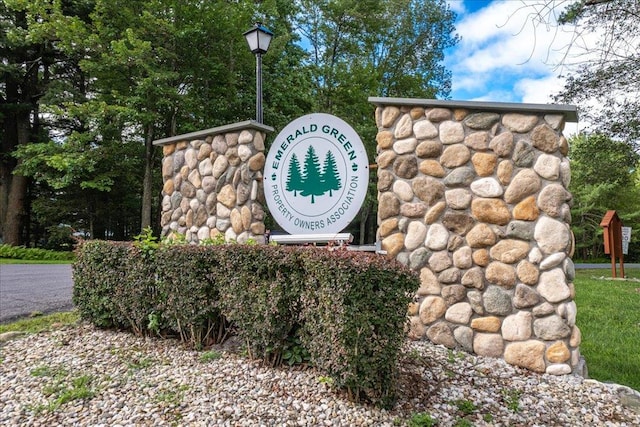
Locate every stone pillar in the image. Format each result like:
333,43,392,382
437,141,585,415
370,97,584,376
154,121,273,244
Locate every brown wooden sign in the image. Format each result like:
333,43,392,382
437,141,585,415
600,210,625,278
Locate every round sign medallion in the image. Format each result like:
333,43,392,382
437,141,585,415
264,113,369,234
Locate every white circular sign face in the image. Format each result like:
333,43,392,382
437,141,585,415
264,113,369,234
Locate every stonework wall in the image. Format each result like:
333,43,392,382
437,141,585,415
372,99,583,375
155,122,272,244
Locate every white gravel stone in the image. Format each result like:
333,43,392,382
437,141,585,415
3,325,637,426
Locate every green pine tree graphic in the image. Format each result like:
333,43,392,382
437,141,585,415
300,145,324,203
321,150,341,196
286,153,303,196
287,146,343,203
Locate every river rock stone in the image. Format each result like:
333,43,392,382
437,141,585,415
427,322,456,348
465,132,490,151
453,246,473,269
439,267,460,284
514,284,540,308
513,141,536,167
393,180,414,201
484,286,513,315
441,144,471,168
442,211,475,235
505,220,534,240
497,160,513,184
377,130,394,149
379,218,398,237
533,302,555,317
405,221,427,251
531,124,559,153
441,285,466,305
533,315,571,340
413,176,445,205
540,252,566,270
418,268,441,296
416,140,442,158
378,192,400,220
513,196,539,221
503,113,539,133
394,114,413,139
486,262,517,288
546,341,570,363
538,268,571,303
538,184,571,218
377,151,396,169
468,291,484,315
394,156,418,179
394,137,418,155
440,121,465,144
535,216,570,254
381,107,401,128
570,325,582,347
473,249,490,266
400,202,427,218
378,170,394,192
471,316,501,332
410,247,431,270
420,205,443,228
516,260,539,285
466,223,496,248
382,232,405,258
490,239,530,263
445,303,473,324
472,152,497,176
465,112,500,130
502,311,532,341
461,267,484,289
414,120,438,139
504,169,541,204
218,184,237,208
489,132,514,157
471,177,503,198
419,296,447,324
560,158,571,187
471,198,511,225
225,132,239,147
445,189,472,209
443,167,475,187
454,326,474,352
248,153,265,171
473,333,504,358
180,181,196,199
534,154,561,180
425,223,449,250
504,341,546,372
419,159,446,177
429,251,452,273
212,135,227,154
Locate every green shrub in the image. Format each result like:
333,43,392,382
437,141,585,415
219,245,306,366
72,240,419,408
0,244,74,261
299,248,417,408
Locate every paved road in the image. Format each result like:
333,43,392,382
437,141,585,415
0,264,74,323
1,262,639,324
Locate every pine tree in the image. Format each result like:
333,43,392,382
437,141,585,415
286,153,303,196
300,145,324,203
320,150,341,196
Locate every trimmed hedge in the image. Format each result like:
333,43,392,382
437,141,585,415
0,244,75,261
72,240,419,407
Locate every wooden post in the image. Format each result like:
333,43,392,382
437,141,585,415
600,211,624,278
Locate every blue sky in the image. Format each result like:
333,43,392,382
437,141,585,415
444,0,587,134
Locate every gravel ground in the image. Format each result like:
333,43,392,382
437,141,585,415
1,324,639,426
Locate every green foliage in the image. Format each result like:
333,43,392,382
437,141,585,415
299,249,417,407
453,399,477,415
72,240,419,407
502,388,522,413
199,350,222,363
0,244,75,261
0,311,79,334
568,133,640,261
407,412,439,427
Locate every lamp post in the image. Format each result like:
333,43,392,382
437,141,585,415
243,22,273,124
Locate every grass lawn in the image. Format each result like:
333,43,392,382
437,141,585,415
574,268,640,391
0,311,80,334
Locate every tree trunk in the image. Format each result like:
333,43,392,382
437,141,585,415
140,123,154,230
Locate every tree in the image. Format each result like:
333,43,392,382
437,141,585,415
517,1,640,149
568,133,640,260
300,145,323,203
320,150,341,196
286,153,303,196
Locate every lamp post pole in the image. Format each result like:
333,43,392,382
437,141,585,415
244,22,273,124
256,51,263,123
